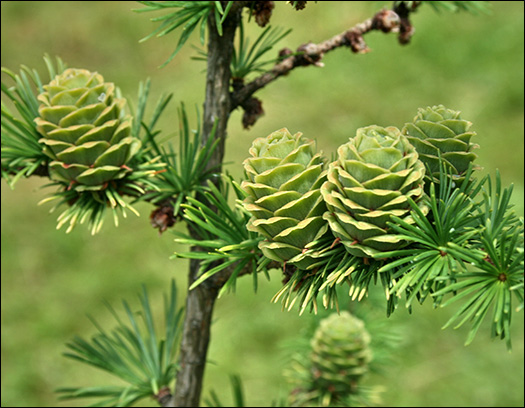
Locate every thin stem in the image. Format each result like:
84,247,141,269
172,5,241,407
230,5,419,111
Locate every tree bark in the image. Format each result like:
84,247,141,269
171,7,240,407
171,260,219,407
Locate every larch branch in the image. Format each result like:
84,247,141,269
231,4,420,112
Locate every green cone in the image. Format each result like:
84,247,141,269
241,128,328,269
310,312,372,398
321,125,427,258
36,68,140,191
402,105,479,187
286,312,381,407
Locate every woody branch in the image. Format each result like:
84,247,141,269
230,2,420,114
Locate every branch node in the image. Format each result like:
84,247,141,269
344,30,370,54
296,42,325,66
372,9,401,33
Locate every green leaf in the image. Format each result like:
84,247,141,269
135,1,230,67
56,280,183,406
142,103,220,223
1,55,65,186
172,175,267,293
204,373,246,407
194,19,291,79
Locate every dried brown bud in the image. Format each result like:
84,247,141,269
289,1,307,10
150,203,176,234
242,97,264,129
344,30,370,54
393,1,416,45
250,1,274,27
155,387,173,406
373,9,401,33
399,19,415,44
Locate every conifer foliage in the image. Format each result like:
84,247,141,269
1,1,521,407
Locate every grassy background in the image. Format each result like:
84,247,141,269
1,1,523,407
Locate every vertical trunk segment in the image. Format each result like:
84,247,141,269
171,8,240,407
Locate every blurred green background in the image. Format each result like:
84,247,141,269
1,1,523,407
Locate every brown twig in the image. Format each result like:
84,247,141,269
231,6,420,113
394,1,419,44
